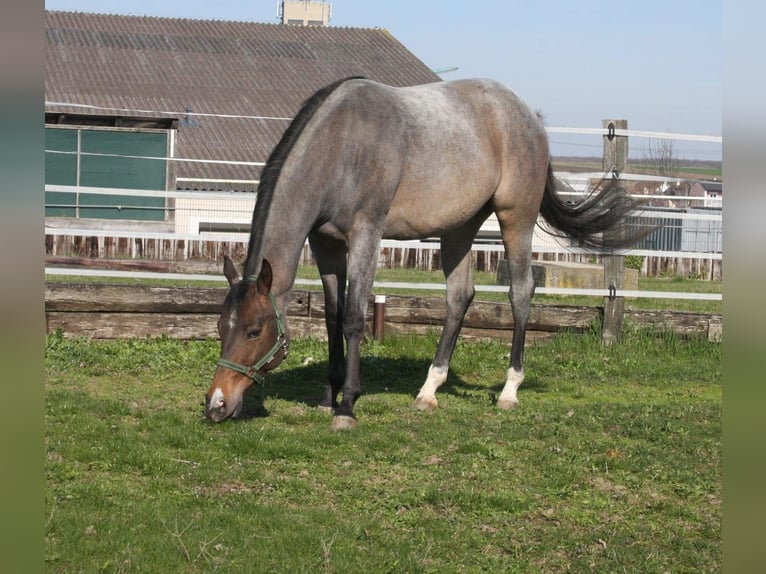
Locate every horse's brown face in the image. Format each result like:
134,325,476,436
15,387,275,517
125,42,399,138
204,258,288,422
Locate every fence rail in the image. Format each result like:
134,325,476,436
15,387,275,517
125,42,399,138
45,97,723,145
44,183,722,251
42,266,721,302
44,179,723,282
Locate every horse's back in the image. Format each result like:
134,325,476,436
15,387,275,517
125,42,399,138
292,77,549,241
342,79,548,240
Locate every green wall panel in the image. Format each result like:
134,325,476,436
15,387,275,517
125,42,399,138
45,128,78,216
45,127,168,221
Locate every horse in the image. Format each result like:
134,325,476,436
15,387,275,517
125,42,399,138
204,76,642,429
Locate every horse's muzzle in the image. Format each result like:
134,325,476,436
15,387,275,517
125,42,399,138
204,388,243,422
204,403,228,422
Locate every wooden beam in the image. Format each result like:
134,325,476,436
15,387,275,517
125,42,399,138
44,282,720,341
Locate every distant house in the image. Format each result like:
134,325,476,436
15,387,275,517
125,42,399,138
44,9,440,232
690,180,722,208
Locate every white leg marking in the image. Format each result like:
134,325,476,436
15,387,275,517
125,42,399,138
497,367,524,410
414,364,448,411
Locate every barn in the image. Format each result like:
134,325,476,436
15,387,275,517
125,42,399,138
45,7,440,240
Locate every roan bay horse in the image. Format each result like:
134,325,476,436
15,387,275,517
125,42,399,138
205,77,641,429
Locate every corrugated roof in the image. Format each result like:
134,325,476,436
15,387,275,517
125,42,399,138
45,10,441,191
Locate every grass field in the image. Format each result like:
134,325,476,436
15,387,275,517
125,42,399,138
45,327,721,573
551,157,722,180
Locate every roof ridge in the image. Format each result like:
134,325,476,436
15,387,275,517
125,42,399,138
45,9,388,32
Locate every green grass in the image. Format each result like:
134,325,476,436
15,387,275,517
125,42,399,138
627,163,723,179
46,329,721,573
550,158,722,180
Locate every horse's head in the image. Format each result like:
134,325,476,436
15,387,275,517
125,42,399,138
204,257,289,422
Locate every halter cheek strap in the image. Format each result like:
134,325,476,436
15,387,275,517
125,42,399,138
217,290,289,385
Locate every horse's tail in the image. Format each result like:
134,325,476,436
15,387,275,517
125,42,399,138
538,164,648,250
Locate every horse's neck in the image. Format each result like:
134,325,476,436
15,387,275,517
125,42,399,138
251,197,318,300
260,239,302,297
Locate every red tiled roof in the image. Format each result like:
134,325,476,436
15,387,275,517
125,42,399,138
45,10,441,190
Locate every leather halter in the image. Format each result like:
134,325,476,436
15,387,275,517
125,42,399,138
216,288,288,385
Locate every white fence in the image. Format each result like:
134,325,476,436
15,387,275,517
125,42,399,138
44,179,722,303
44,123,722,301
44,179,722,258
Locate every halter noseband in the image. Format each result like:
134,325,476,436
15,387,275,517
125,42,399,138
216,287,289,385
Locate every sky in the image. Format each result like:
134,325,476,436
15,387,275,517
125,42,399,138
44,0,722,161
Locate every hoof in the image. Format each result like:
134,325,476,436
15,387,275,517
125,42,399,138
317,405,333,415
413,396,438,412
331,415,358,431
496,398,519,410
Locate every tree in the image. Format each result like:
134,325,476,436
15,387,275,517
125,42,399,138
641,138,682,176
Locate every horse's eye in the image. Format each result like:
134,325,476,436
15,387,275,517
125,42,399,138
247,328,262,340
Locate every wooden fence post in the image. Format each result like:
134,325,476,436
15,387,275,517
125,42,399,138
603,254,625,343
602,119,628,343
373,295,386,341
602,119,628,176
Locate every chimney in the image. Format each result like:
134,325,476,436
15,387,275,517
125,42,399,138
278,1,332,27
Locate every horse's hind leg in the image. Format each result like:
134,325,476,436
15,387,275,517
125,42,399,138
308,231,347,413
496,221,536,409
414,213,488,411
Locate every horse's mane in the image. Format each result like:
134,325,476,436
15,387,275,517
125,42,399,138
243,76,364,277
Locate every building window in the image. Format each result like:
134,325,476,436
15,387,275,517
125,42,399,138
45,123,171,221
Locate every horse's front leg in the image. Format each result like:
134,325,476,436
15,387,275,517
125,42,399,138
331,232,382,430
308,232,347,413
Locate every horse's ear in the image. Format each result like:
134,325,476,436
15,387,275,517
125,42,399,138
223,255,240,286
256,259,273,295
